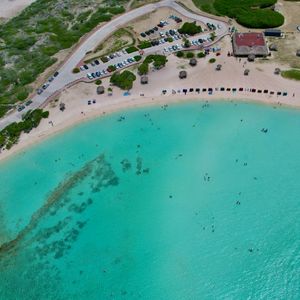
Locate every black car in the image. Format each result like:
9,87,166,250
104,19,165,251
53,71,59,77
141,32,146,38
154,27,158,31
94,60,100,65
145,31,151,35
150,29,154,34
83,65,88,70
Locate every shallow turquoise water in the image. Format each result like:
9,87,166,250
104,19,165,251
0,101,300,299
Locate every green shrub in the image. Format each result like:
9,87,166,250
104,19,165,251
0,109,49,149
167,37,173,42
110,70,136,90
126,46,139,53
73,67,80,73
209,58,216,63
95,79,102,85
197,52,206,58
138,63,149,75
186,52,195,58
17,89,29,101
178,21,202,35
134,55,142,62
138,41,152,49
176,51,184,58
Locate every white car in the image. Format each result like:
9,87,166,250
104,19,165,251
80,66,85,71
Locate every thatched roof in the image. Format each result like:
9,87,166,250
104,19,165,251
244,69,250,75
269,44,278,51
97,86,105,94
248,54,255,61
189,58,197,66
59,102,65,111
274,67,281,75
141,76,148,84
179,70,187,79
216,64,222,70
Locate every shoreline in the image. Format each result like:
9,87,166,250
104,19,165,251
1,94,299,164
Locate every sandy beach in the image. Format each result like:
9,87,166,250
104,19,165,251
0,36,300,162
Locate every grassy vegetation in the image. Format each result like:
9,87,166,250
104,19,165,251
192,0,219,15
138,41,152,49
0,109,49,149
192,0,284,28
110,70,136,90
281,69,300,81
0,0,126,117
126,46,139,53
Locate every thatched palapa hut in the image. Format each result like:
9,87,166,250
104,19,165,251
248,54,255,62
97,86,105,94
59,102,65,111
269,44,278,51
244,69,250,76
189,58,197,67
274,67,281,75
216,64,222,71
141,76,148,84
179,70,187,79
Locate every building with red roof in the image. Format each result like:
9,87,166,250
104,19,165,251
232,32,269,58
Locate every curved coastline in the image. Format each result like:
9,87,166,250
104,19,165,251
0,95,299,164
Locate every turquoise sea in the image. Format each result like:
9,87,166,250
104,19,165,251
0,101,299,299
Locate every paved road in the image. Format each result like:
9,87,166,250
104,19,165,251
0,0,228,130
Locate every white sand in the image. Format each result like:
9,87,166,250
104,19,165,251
0,36,299,162
0,0,35,19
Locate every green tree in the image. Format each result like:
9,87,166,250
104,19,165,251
138,63,149,75
186,52,195,58
176,51,184,58
110,70,136,90
178,21,202,35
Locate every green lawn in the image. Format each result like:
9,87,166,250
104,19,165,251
192,0,284,28
281,69,300,81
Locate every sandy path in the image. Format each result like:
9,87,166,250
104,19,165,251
0,0,36,19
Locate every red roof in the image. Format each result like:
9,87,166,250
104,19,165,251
235,33,265,47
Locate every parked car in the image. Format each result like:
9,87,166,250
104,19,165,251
54,71,59,77
94,59,100,65
25,100,33,106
